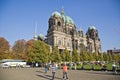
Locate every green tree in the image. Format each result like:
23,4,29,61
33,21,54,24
80,51,84,61
112,54,118,62
61,48,71,62
27,40,50,63
80,51,88,61
87,52,94,61
25,39,35,61
72,49,80,62
103,52,108,61
98,53,104,61
50,47,61,63
107,53,112,61
117,54,120,61
61,50,66,62
93,52,99,61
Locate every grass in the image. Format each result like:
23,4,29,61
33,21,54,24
68,62,120,71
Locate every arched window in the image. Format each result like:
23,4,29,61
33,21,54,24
80,43,86,51
57,21,61,26
67,42,69,47
58,40,61,45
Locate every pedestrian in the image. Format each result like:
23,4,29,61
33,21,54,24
112,62,117,74
51,63,56,80
62,63,69,80
102,64,107,72
45,63,48,74
74,63,77,70
92,63,94,70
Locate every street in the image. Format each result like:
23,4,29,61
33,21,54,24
0,68,120,80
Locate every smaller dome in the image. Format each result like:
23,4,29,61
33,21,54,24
89,25,96,30
34,34,37,37
39,34,44,38
65,16,74,24
51,11,61,17
38,34,44,40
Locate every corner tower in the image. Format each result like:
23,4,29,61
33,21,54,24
86,26,102,53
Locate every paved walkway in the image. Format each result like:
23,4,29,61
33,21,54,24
0,68,120,80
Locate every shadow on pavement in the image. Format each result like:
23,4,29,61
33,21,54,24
36,74,62,80
36,74,51,79
36,70,45,73
45,75,62,79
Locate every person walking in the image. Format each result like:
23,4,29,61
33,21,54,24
45,63,48,74
62,63,69,80
51,63,56,80
112,62,117,74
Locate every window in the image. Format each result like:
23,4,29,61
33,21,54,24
80,39,84,43
58,40,61,45
57,21,61,26
67,42,69,47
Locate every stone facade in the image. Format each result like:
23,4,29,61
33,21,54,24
46,9,102,53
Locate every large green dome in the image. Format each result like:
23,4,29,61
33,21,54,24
51,10,75,24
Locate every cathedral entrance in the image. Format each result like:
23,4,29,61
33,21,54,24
59,49,63,54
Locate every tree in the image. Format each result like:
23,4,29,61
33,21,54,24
72,49,80,62
0,37,10,59
80,51,90,61
97,53,104,61
61,50,66,62
107,53,112,61
25,39,35,61
27,40,50,63
103,52,108,61
12,39,26,53
117,54,120,61
50,47,61,63
26,39,35,51
112,54,118,62
93,52,99,61
87,52,94,61
61,48,71,62
0,37,10,53
12,39,27,59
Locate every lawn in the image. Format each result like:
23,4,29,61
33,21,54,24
68,62,120,71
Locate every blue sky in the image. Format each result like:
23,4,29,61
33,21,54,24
0,0,120,52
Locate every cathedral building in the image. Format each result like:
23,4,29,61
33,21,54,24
45,9,102,53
